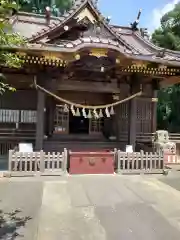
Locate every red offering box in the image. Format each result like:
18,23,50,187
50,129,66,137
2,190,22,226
69,151,114,174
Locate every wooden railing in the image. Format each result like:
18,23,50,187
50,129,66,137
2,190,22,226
0,141,18,156
8,149,68,177
137,132,180,143
0,128,36,139
116,150,164,174
120,132,180,143
0,128,36,155
168,133,180,142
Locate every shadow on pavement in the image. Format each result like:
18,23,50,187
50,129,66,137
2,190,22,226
0,208,31,239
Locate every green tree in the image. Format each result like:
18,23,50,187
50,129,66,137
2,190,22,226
17,0,73,16
0,0,25,94
152,3,180,132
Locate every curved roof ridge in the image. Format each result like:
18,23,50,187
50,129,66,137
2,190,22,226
17,11,61,21
134,31,180,57
111,25,132,30
134,31,162,51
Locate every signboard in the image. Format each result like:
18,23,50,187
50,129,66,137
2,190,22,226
19,143,33,153
126,145,133,153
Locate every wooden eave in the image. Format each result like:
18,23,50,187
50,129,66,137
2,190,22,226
2,38,180,77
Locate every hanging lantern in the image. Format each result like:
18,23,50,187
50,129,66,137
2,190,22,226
82,108,87,118
110,106,115,115
71,105,76,116
87,110,92,118
93,109,99,119
76,108,80,116
63,104,69,112
99,109,103,118
105,107,110,117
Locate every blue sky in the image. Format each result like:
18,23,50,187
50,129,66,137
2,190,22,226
98,0,180,32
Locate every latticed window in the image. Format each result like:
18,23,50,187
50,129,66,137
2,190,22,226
0,109,19,123
54,105,69,133
90,118,103,133
20,110,37,123
118,102,128,133
0,109,37,123
136,99,152,133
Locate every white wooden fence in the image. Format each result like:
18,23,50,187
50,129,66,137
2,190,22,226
116,150,164,174
8,149,68,177
8,149,165,176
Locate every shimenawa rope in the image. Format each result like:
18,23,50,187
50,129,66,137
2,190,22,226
33,77,142,110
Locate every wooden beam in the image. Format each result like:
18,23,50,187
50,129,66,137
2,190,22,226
160,76,180,87
58,80,120,93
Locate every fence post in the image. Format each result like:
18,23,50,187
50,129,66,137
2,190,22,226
39,150,45,174
113,148,117,167
117,150,121,174
8,150,14,172
63,148,68,173
162,152,165,170
140,150,144,171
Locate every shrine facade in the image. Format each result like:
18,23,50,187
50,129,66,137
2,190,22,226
1,0,180,153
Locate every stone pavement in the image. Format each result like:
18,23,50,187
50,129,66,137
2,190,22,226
1,175,180,239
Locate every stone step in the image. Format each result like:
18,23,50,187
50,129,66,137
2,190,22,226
49,134,108,142
43,140,123,152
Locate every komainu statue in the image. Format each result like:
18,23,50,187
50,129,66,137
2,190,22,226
153,130,176,155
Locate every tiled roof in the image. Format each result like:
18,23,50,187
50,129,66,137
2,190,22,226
9,0,180,61
12,12,60,38
11,0,139,53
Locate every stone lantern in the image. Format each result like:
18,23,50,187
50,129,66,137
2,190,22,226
153,130,176,156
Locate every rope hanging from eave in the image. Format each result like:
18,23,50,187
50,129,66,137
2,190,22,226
33,77,142,110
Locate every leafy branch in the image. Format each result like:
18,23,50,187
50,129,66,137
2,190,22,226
0,0,26,94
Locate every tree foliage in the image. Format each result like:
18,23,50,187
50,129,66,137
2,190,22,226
152,3,180,132
0,0,72,94
17,0,73,16
0,0,25,94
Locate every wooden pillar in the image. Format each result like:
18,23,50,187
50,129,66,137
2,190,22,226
35,89,45,150
115,105,120,141
45,97,55,137
128,77,139,151
48,97,56,136
152,90,158,133
151,79,159,133
128,97,137,150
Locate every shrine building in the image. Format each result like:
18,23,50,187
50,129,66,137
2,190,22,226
1,0,180,153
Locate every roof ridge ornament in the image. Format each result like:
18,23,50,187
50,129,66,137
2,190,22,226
156,49,166,58
92,0,98,6
45,6,51,25
131,9,142,31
